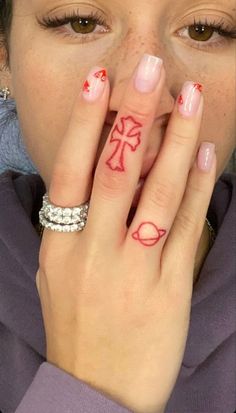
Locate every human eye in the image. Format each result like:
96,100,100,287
176,17,236,51
37,8,110,42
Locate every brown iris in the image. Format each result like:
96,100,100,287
71,18,96,34
189,24,214,41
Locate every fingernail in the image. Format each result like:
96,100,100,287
178,81,203,118
198,142,215,172
134,54,163,93
82,66,107,102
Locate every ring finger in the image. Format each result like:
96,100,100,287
126,81,204,255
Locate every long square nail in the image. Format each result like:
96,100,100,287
178,81,203,118
134,54,163,94
83,66,107,102
198,142,215,172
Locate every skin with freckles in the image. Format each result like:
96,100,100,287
4,0,235,181
2,0,235,283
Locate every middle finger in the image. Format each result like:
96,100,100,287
87,54,165,244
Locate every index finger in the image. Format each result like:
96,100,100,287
49,66,110,207
40,66,109,252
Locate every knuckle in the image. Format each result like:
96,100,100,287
71,109,91,128
38,249,66,289
169,129,192,147
122,102,152,123
94,167,127,198
175,207,197,235
39,240,64,274
187,180,206,197
38,246,54,274
146,179,176,209
167,284,192,313
51,167,82,189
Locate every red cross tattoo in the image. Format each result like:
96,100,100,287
106,116,142,172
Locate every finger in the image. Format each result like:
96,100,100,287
126,82,204,256
40,66,109,250
87,54,165,245
162,147,216,291
49,66,109,207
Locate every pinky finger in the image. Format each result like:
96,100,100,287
161,142,217,289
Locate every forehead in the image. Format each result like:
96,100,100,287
14,0,236,19
26,0,236,7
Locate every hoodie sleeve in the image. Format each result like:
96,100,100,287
15,362,133,413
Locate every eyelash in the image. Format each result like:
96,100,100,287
38,11,236,49
37,10,109,41
179,17,236,50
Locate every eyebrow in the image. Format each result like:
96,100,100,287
33,0,236,14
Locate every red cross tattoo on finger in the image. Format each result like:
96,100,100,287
132,222,167,247
106,116,142,172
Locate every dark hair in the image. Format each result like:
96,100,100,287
0,0,13,67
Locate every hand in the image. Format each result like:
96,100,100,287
36,58,216,413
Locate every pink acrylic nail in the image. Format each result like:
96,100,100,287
178,81,203,118
82,66,107,102
198,142,215,172
134,54,163,93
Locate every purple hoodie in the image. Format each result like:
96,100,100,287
0,171,235,413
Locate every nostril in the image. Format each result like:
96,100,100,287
157,114,170,128
105,111,117,126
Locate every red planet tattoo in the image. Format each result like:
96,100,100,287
132,222,167,247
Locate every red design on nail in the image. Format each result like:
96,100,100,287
83,80,90,93
178,95,184,105
106,116,142,172
132,222,167,247
94,69,107,82
193,83,203,92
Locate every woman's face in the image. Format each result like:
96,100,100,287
4,0,236,185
